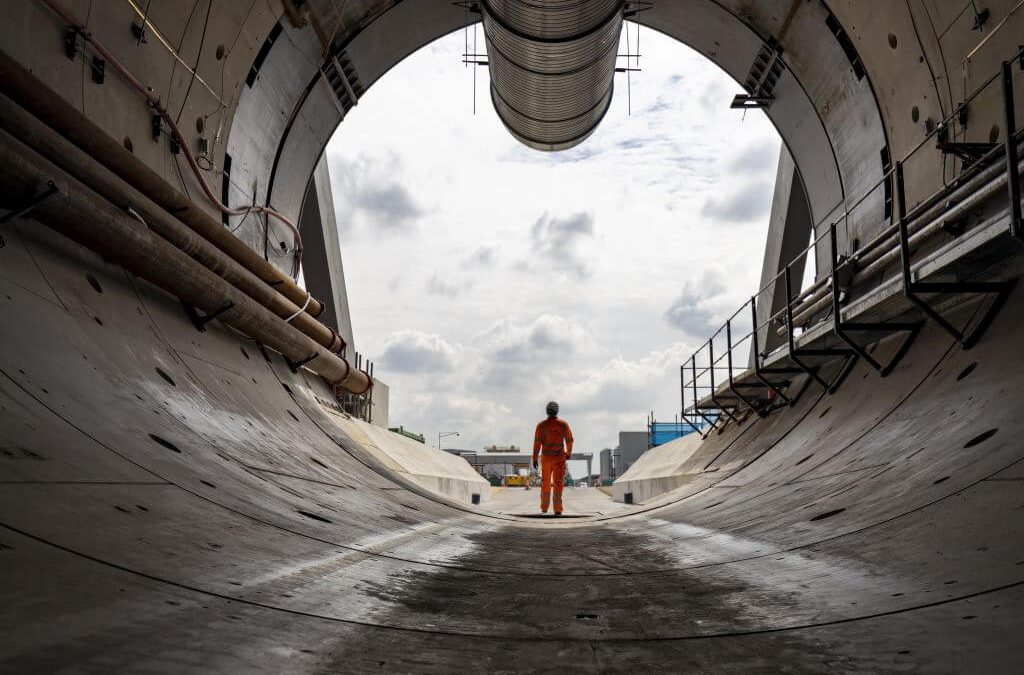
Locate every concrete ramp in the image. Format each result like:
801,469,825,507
327,413,490,504
612,432,704,504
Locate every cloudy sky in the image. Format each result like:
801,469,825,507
325,25,781,478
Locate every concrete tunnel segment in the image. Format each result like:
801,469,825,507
2,0,1024,671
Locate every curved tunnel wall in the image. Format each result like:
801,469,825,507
5,1,1019,275
2,0,1024,670
2,189,1023,670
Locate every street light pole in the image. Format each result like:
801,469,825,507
438,430,459,452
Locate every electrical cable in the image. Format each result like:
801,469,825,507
905,0,951,183
174,0,213,124
37,0,304,280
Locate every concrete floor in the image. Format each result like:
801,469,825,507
481,486,638,518
2,223,1024,673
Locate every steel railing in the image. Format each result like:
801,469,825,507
681,48,1024,438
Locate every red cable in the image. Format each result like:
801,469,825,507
38,0,304,278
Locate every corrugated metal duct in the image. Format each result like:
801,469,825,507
481,0,625,152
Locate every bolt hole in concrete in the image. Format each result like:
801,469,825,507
148,433,181,453
287,410,300,422
85,273,103,293
113,505,130,514
912,105,920,123
93,317,103,326
200,480,216,488
810,508,846,522
964,428,999,448
155,368,176,387
957,361,978,381
136,505,148,512
888,33,898,48
297,510,332,523
933,476,950,485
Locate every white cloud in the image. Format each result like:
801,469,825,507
377,331,461,373
463,244,499,268
665,270,729,336
425,272,472,297
329,152,425,233
527,211,595,279
701,180,774,223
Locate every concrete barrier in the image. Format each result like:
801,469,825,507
612,432,703,504
328,414,490,505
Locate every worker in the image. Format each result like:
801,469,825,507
532,401,574,516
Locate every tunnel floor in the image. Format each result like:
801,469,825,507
2,224,1024,673
479,486,639,518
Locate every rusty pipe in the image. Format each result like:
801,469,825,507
0,49,325,318
0,92,344,355
0,126,371,394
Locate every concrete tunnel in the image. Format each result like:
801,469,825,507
1,0,1024,672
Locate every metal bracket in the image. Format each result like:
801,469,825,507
690,357,719,439
707,339,741,431
829,223,923,376
749,298,798,407
732,40,784,110
182,301,234,332
91,57,105,84
784,266,858,393
730,94,773,109
623,1,655,18
679,367,706,437
725,319,767,417
896,161,1015,349
1002,61,1022,241
131,21,148,43
0,181,59,249
64,27,78,60
286,353,318,374
937,141,997,166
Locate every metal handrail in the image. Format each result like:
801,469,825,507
681,47,1024,425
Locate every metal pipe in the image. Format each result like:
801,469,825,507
481,0,624,151
34,0,305,277
756,129,1022,319
0,127,370,394
0,49,325,318
0,92,345,355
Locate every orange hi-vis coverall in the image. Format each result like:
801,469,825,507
533,417,574,514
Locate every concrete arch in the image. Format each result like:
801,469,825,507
233,0,883,275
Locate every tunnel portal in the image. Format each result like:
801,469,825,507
2,0,1024,672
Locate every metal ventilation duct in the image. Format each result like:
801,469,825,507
481,0,625,152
